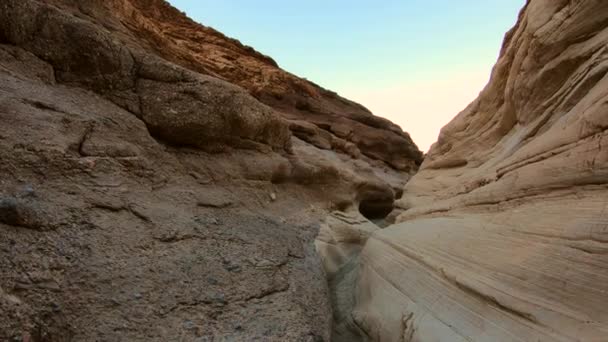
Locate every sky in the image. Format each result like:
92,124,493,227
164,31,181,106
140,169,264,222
167,1,525,151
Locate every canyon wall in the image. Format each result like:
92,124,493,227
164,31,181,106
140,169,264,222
0,0,421,340
349,0,608,340
3,0,606,341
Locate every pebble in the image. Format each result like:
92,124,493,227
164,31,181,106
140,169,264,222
255,259,275,268
226,264,241,272
21,185,35,197
183,320,195,330
50,302,61,313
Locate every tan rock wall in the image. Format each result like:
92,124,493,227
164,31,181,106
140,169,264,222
351,0,608,340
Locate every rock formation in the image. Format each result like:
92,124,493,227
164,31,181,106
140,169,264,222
342,0,608,340
3,0,606,341
0,0,422,340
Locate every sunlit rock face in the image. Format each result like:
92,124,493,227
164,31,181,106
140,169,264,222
352,0,608,340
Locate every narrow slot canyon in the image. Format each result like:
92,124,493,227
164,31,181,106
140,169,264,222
1,0,607,341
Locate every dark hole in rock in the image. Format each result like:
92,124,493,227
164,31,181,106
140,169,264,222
358,199,394,221
393,188,404,200
356,184,396,221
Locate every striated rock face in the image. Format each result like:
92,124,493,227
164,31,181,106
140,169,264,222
315,211,379,341
0,0,421,340
348,0,608,341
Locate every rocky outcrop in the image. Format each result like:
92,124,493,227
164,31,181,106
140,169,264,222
34,0,423,172
0,0,291,152
0,51,333,340
0,0,422,340
346,0,608,341
12,0,607,340
0,0,419,207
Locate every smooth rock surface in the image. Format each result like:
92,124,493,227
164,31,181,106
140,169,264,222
350,1,608,341
315,211,379,342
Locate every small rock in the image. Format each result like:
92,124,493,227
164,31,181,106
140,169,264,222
50,302,61,312
0,196,46,230
183,320,196,330
156,229,178,242
21,185,36,198
226,264,241,273
196,196,233,209
28,270,53,283
210,292,226,306
195,216,220,225
269,193,277,202
223,258,241,273
37,281,61,292
255,259,276,268
4,294,21,306
189,171,212,185
134,293,142,300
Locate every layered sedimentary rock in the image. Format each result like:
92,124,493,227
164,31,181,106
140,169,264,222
315,211,379,341
349,0,608,340
0,0,422,340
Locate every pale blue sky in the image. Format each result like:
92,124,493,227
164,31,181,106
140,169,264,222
167,1,525,151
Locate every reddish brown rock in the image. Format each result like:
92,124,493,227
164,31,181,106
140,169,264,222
36,0,423,171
